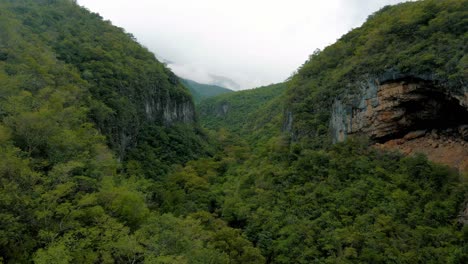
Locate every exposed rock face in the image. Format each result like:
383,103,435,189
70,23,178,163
331,74,468,172
144,94,195,124
114,88,196,159
375,129,468,173
332,78,468,142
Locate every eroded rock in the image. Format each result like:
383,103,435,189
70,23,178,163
332,78,468,142
404,130,427,140
376,132,468,173
331,74,468,172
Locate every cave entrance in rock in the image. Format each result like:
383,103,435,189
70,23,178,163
400,89,468,136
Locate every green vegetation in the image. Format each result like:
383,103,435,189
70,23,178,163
287,0,467,147
180,78,233,103
0,0,212,169
126,124,215,179
0,0,466,263
161,136,467,263
0,0,205,160
198,82,287,143
0,0,248,262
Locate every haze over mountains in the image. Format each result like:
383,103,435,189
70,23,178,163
155,54,241,90
0,0,466,263
78,0,411,89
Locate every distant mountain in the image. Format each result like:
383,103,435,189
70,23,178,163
198,82,287,141
161,59,242,91
208,74,241,90
180,78,233,103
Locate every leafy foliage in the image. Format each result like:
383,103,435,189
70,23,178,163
198,82,288,143
287,0,468,146
162,136,467,263
0,0,466,263
0,0,255,262
180,78,233,104
0,0,199,159
126,124,215,178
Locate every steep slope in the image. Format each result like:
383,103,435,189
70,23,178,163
180,78,233,103
287,0,467,148
282,0,468,172
0,1,260,262
198,82,287,139
0,0,467,263
183,2,467,262
0,0,205,160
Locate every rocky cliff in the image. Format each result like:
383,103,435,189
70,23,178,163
114,88,196,158
144,93,195,124
286,0,466,151
0,0,198,159
331,74,468,172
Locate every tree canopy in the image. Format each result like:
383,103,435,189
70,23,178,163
0,0,466,263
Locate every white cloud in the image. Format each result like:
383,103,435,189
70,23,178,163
78,0,408,89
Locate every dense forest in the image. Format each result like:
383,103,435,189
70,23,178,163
179,78,233,104
286,0,467,147
0,0,466,263
198,82,287,143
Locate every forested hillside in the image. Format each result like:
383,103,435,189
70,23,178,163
0,0,466,263
198,82,287,142
180,78,233,103
286,0,467,147
0,0,211,163
0,0,258,262
194,0,467,262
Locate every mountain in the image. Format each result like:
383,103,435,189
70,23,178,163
0,0,209,160
198,82,287,141
284,0,467,171
286,0,467,148
0,0,467,263
0,1,255,262
179,78,233,103
191,1,467,262
1,0,214,175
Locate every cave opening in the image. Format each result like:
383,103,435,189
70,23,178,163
406,91,467,129
379,89,468,142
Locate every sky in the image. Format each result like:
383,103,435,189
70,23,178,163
78,0,409,90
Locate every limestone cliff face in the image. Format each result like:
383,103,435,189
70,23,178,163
113,88,196,159
144,92,195,124
331,74,468,172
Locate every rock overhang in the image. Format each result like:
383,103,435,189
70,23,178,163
331,73,468,172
